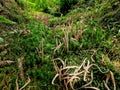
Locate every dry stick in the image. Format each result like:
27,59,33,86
53,58,66,67
62,66,78,73
16,78,19,90
0,60,14,67
67,76,80,90
66,30,69,52
52,59,59,73
62,66,79,71
18,57,24,80
80,71,93,89
83,60,91,81
19,77,31,90
54,35,59,46
62,66,79,74
52,58,81,89
82,87,100,90
74,58,87,73
89,64,109,74
52,60,63,87
80,61,109,89
41,38,44,62
16,77,31,90
105,73,111,84
82,63,109,82
75,29,83,41
64,77,71,90
62,29,69,52
52,58,65,85
54,43,63,54
90,49,97,62
52,74,59,84
103,80,110,90
110,71,116,90
52,58,62,75
52,58,111,90
69,71,84,76
103,73,111,90
63,76,69,90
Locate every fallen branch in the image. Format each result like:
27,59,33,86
0,60,14,67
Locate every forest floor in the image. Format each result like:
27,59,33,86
0,5,120,90
34,9,120,72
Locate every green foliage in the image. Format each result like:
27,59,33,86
0,37,4,43
31,0,60,14
16,0,35,8
101,1,120,29
7,21,56,89
70,40,80,50
81,23,106,49
1,0,120,89
0,16,16,24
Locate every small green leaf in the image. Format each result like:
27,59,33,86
0,16,16,24
0,37,4,43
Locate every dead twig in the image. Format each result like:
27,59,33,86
19,77,31,90
0,60,14,67
62,29,69,52
103,80,110,90
82,87,100,90
18,57,24,80
110,71,116,90
16,77,31,90
54,43,63,54
16,78,19,90
80,71,93,89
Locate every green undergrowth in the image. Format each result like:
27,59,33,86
1,9,120,90
0,0,120,89
48,3,120,89
9,21,57,89
0,21,58,89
